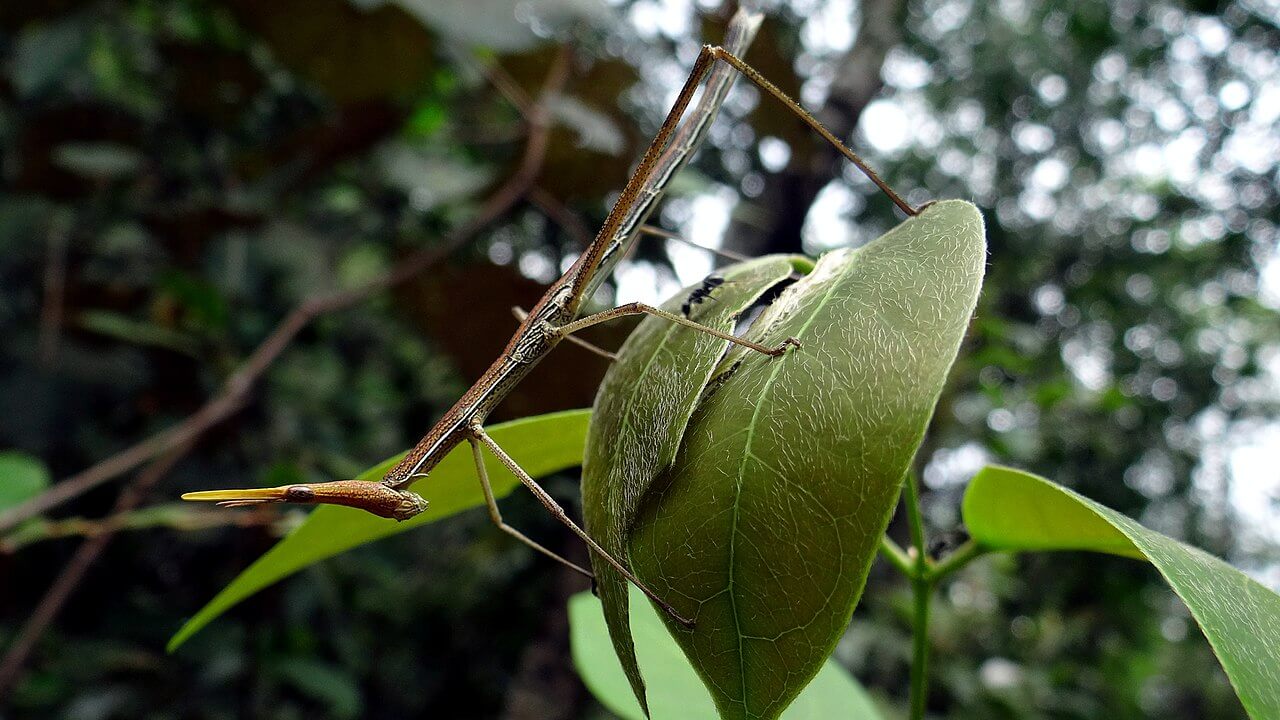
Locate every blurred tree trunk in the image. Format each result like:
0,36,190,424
726,0,906,257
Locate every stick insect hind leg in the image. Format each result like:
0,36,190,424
466,434,594,579
467,422,695,627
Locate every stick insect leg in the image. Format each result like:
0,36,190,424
557,302,800,357
469,423,695,628
639,225,806,281
639,224,752,264
706,46,924,217
511,306,617,361
467,436,594,580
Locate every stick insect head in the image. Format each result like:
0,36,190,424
182,480,429,521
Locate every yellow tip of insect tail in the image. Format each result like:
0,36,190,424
181,487,287,503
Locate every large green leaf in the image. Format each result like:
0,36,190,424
169,409,590,651
583,254,805,713
569,586,884,720
964,466,1280,720
628,200,987,718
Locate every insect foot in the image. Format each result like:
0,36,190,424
769,336,802,356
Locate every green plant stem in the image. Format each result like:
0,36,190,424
909,574,930,720
879,535,914,577
924,539,986,583
903,474,929,720
891,479,988,719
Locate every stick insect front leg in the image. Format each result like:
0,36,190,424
557,302,801,357
511,306,618,361
468,422,695,628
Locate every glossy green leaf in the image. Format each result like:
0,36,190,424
169,409,590,651
0,451,51,512
583,255,804,713
964,466,1280,720
569,586,883,720
628,200,987,718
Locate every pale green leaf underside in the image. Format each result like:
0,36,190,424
568,586,883,720
169,409,590,651
583,254,803,713
630,200,987,719
964,466,1280,720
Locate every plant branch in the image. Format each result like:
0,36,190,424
878,534,914,578
904,473,930,720
0,47,571,537
0,45,574,697
924,539,986,584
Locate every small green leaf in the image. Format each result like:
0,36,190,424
964,466,1280,720
569,586,883,720
629,200,986,719
0,451,51,511
77,310,201,355
272,658,362,720
583,255,803,713
168,409,589,652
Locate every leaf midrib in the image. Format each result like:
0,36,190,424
725,257,851,717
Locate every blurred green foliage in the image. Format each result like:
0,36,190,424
1,0,1276,718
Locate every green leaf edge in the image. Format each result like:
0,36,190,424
964,465,1280,720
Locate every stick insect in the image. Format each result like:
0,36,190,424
183,11,922,627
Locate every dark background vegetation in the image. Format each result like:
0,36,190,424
1,0,1277,717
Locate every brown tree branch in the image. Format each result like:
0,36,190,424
0,46,573,698
0,47,571,537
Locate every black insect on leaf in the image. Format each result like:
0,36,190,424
681,275,725,317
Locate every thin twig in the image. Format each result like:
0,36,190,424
0,47,571,537
0,442,192,696
0,505,279,553
481,59,536,118
528,185,593,248
0,45,575,697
